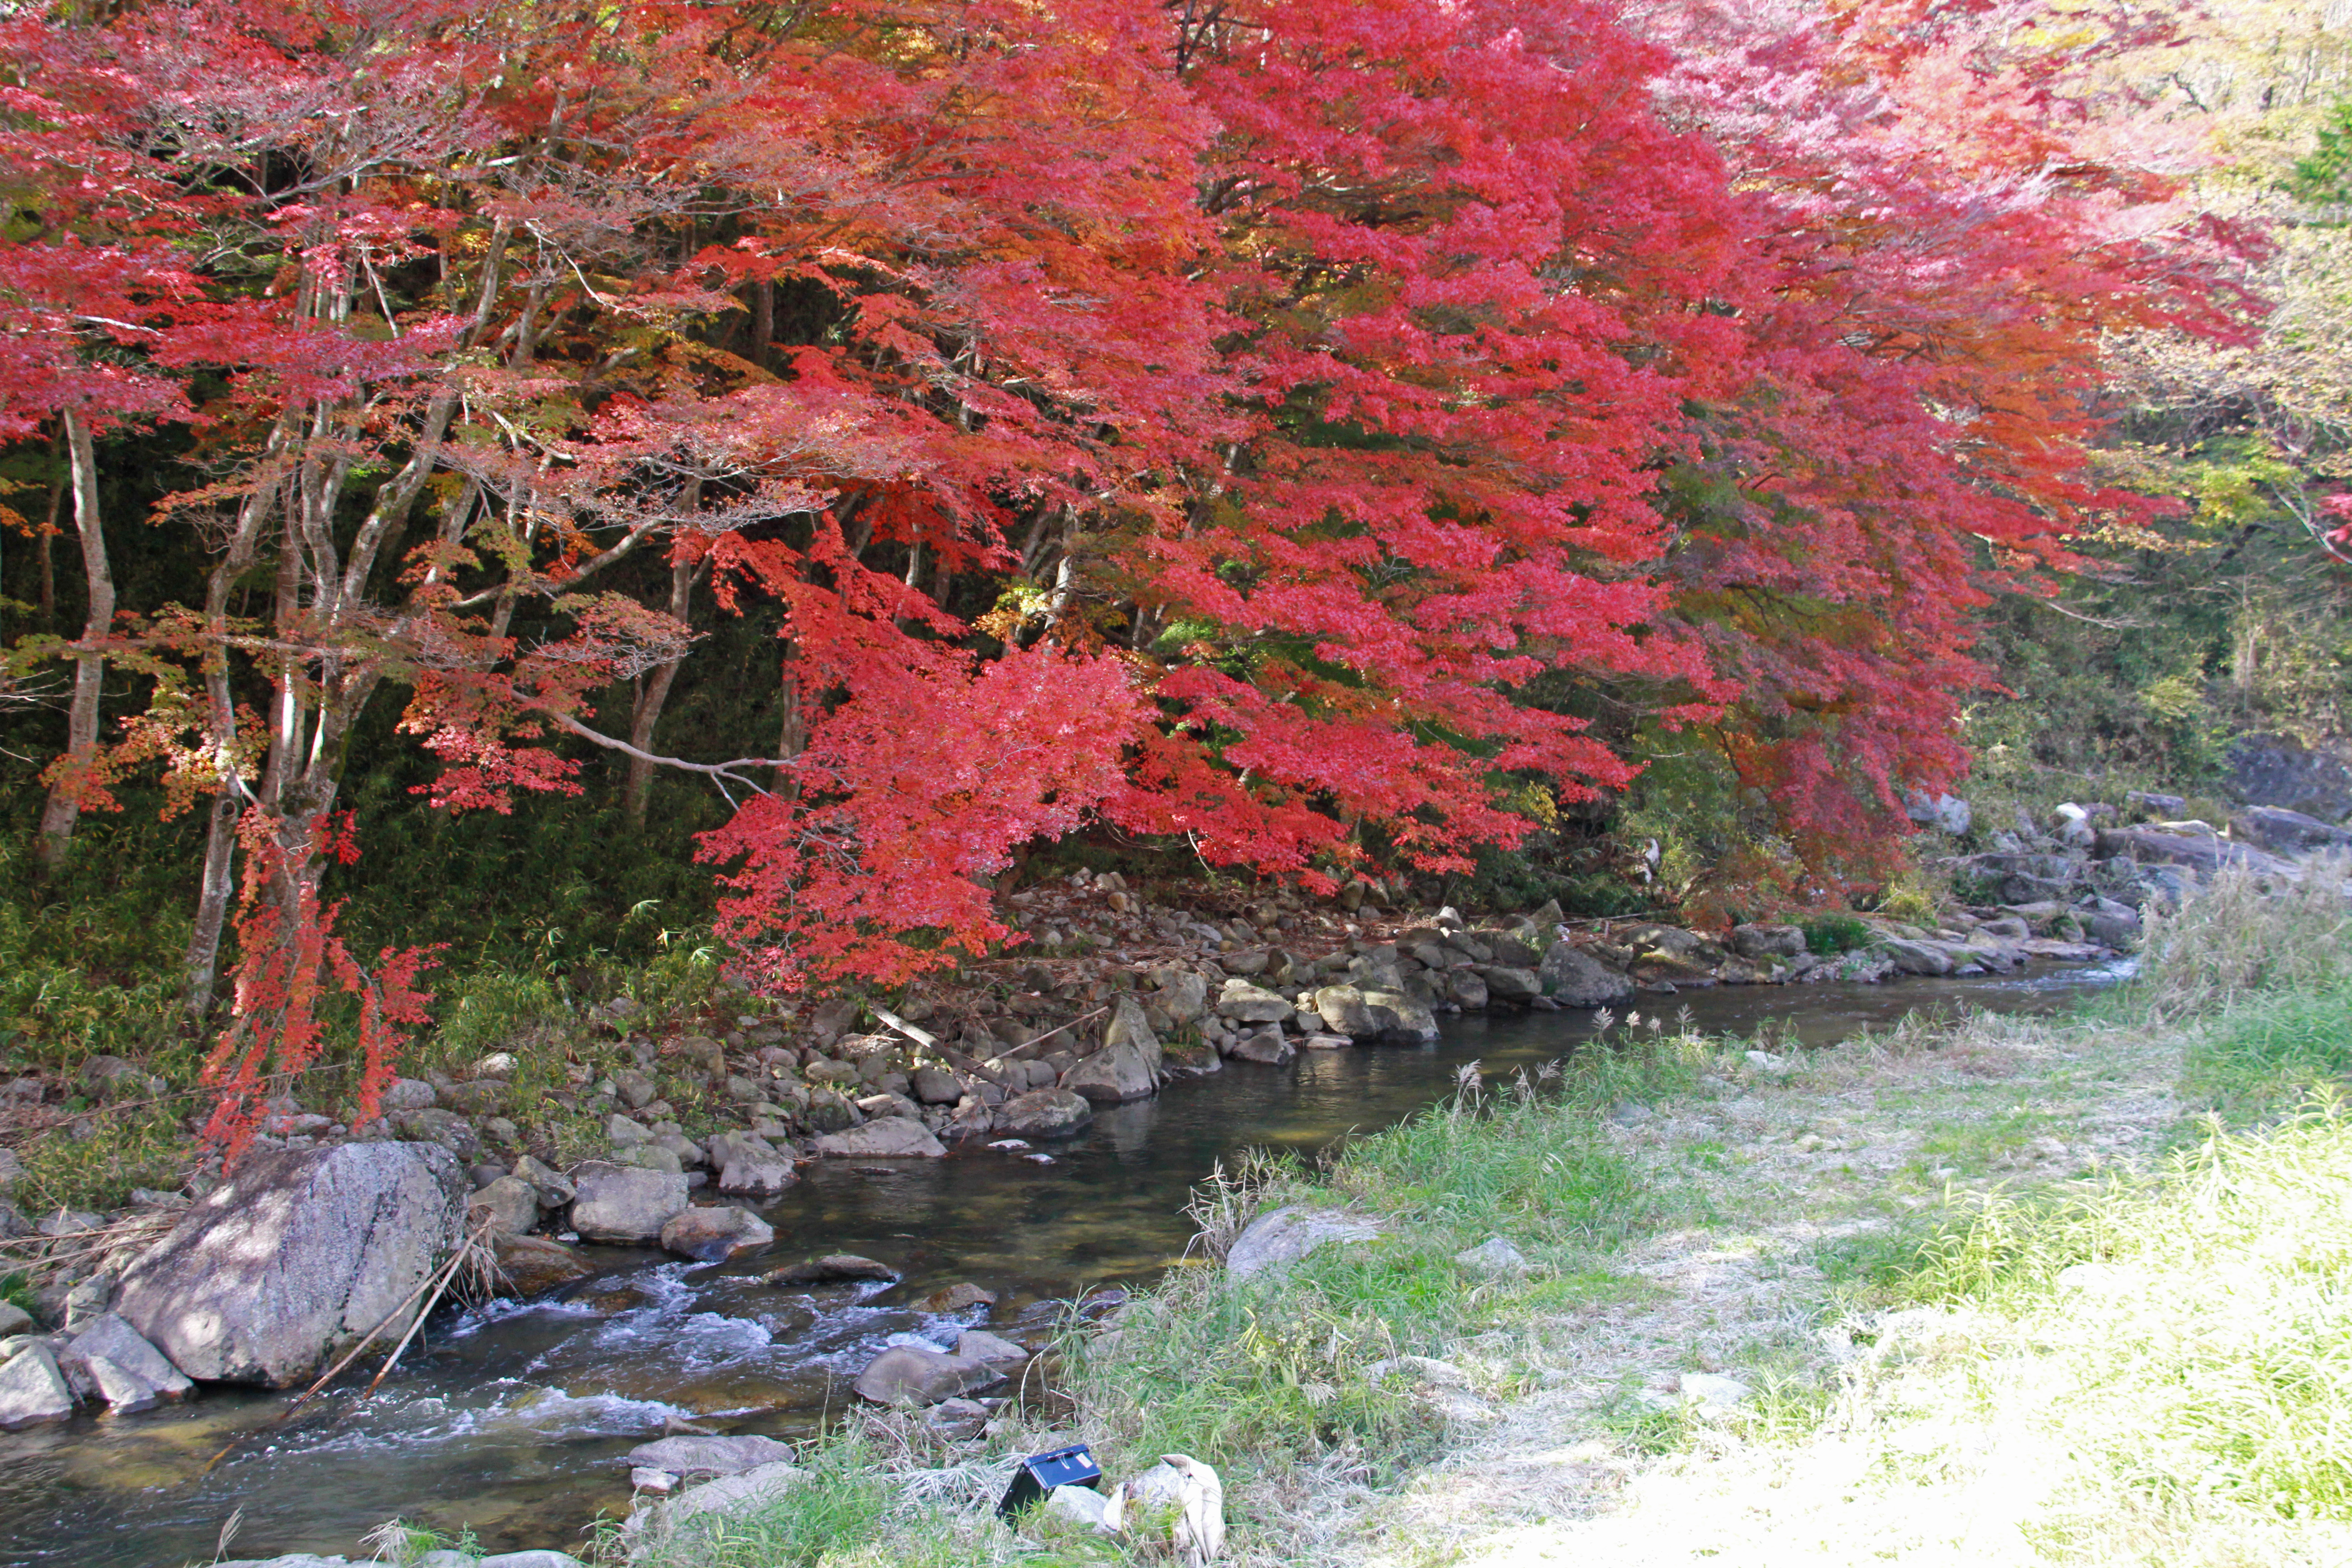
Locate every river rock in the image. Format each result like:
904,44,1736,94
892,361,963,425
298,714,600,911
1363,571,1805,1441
2094,824,2294,879
660,1206,774,1263
569,1163,690,1244
490,1233,596,1297
812,1116,946,1158
467,1175,541,1236
2232,804,2352,854
926,1396,990,1438
956,1328,1029,1363
1360,987,1440,1043
1454,1236,1530,1275
114,1142,466,1388
1730,923,1805,960
1538,941,1634,1007
1229,1029,1294,1065
765,1254,897,1285
624,1459,809,1545
706,1130,776,1168
1905,790,1972,835
995,1088,1094,1139
1481,966,1542,1004
717,1157,797,1199
80,1351,165,1413
853,1345,1001,1406
383,1078,438,1112
477,1555,587,1568
1101,994,1164,1068
1629,949,1717,986
1313,985,1377,1036
626,1433,798,1476
1481,931,1542,967
2079,896,2143,947
1225,1206,1381,1281
394,1107,481,1159
66,1313,191,1401
910,1066,965,1106
920,1282,996,1313
1150,968,1210,1026
1061,1040,1158,1104
2229,733,2352,822
1877,937,1954,977
0,1340,73,1428
1215,979,1293,1024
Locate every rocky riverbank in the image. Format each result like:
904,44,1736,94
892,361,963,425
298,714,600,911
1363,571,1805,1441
4,795,2338,1532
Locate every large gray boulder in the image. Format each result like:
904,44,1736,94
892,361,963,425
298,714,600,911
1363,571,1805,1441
1905,791,1972,835
1225,1206,1381,1280
812,1117,947,1158
114,1142,466,1387
1481,966,1542,1004
2095,825,2295,879
2231,805,2352,855
659,1206,774,1263
0,1340,73,1427
1359,988,1440,1043
1061,1040,1158,1104
490,1233,596,1297
1538,941,1634,1008
569,1163,691,1244
622,1460,809,1547
1730,923,1805,961
1877,937,1955,977
1313,984,1377,1037
1149,968,1210,1025
66,1313,192,1401
625,1433,798,1476
467,1175,540,1237
1215,979,1293,1024
1100,995,1164,1075
853,1345,1001,1406
994,1088,1094,1139
2229,733,2352,823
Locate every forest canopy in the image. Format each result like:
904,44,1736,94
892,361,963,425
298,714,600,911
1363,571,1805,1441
0,0,2326,1129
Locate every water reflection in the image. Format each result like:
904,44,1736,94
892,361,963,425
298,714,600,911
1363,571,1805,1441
0,959,2128,1568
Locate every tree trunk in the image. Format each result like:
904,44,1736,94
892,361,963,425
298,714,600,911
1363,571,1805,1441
35,412,113,870
775,639,806,795
624,553,696,823
183,447,283,1020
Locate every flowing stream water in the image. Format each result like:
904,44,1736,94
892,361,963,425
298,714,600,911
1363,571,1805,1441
0,961,2129,1568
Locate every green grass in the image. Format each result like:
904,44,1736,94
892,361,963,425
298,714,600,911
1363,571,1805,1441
2181,977,2352,1123
1883,1098,2352,1541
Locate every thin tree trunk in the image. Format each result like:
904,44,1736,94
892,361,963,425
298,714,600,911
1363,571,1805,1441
35,412,113,870
624,553,697,823
775,639,806,797
33,434,62,629
184,441,285,1020
751,279,774,372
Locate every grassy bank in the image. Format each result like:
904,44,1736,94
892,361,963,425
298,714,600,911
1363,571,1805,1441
613,858,2352,1568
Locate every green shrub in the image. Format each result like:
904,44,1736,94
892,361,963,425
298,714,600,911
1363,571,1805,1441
1800,914,1872,956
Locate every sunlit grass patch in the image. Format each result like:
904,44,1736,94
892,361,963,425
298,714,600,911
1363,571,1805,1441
1845,1094,2352,1557
2181,976,2352,1123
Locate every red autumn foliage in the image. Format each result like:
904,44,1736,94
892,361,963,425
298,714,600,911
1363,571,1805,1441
0,0,2254,1143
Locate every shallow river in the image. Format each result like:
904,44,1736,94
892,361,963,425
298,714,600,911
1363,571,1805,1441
0,960,2129,1568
